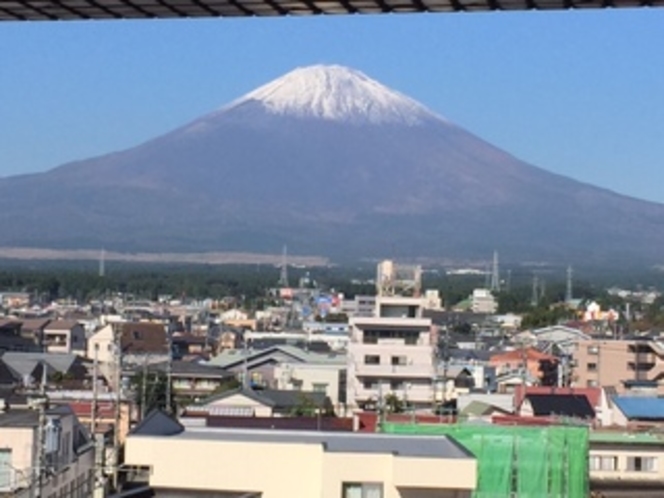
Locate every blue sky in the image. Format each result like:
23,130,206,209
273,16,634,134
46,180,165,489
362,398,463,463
1,9,663,202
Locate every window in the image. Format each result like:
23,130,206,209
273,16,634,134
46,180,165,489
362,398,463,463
587,380,598,387
627,456,657,472
343,482,383,498
590,455,617,471
587,345,599,355
363,380,377,390
391,356,407,366
364,355,380,365
0,449,12,489
312,383,328,393
390,380,404,390
586,362,597,372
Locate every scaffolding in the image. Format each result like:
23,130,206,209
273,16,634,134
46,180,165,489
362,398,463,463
381,422,589,498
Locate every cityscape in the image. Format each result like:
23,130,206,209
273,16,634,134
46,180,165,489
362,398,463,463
1,256,664,497
2,4,664,498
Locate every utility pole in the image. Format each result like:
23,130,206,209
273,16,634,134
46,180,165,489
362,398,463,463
91,343,99,436
112,324,122,492
165,323,173,414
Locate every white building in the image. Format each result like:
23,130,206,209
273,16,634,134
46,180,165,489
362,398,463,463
471,289,498,314
347,296,437,410
275,362,347,413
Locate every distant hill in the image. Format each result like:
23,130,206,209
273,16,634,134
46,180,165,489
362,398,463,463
1,64,663,265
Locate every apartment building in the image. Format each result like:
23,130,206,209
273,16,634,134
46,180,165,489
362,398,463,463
124,411,476,498
0,404,95,497
347,296,437,410
590,431,664,497
573,338,664,392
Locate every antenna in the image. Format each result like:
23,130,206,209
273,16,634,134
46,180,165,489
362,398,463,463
566,266,573,303
490,251,500,292
278,245,289,288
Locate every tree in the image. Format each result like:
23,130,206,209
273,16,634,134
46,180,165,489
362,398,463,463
383,393,405,414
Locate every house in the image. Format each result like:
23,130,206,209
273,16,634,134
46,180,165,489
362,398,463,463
519,393,595,421
514,385,611,426
274,361,347,414
86,324,115,363
0,404,96,497
459,400,511,422
119,322,170,367
532,325,591,355
147,360,235,401
0,319,42,354
207,344,345,389
183,387,332,418
489,347,558,382
0,352,88,388
611,396,664,428
124,411,477,498
42,320,86,354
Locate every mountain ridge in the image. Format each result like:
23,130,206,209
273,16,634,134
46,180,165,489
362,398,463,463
0,64,662,265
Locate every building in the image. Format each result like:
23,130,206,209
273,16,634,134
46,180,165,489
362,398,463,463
470,289,497,314
183,387,332,418
590,431,664,497
489,348,558,382
124,411,477,498
573,338,664,392
42,320,86,355
0,404,95,497
207,344,345,390
274,361,347,414
347,296,437,410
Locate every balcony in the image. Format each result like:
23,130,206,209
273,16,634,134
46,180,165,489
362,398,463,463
355,363,435,378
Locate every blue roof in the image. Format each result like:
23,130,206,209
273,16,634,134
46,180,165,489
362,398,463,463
613,396,664,420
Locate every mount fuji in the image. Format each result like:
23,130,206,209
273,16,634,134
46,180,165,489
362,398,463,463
1,64,663,264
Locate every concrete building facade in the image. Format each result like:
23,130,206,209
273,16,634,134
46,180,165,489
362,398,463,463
573,339,664,392
347,297,437,410
125,420,476,498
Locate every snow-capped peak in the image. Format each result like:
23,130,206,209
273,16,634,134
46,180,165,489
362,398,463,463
222,65,445,126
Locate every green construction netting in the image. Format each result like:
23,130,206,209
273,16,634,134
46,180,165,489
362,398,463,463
381,422,589,498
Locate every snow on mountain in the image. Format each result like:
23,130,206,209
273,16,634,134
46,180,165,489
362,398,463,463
214,65,445,126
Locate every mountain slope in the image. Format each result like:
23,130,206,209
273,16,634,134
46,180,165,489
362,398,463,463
0,64,662,264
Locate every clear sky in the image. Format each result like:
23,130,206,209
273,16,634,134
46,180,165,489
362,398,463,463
1,9,663,202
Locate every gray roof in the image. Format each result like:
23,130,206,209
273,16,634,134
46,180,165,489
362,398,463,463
148,360,233,379
0,404,72,428
134,425,473,460
207,345,345,369
194,387,329,410
0,352,81,378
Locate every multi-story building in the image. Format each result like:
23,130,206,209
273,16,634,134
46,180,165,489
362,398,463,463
573,338,664,392
347,296,437,410
42,320,86,355
470,289,497,314
0,403,96,497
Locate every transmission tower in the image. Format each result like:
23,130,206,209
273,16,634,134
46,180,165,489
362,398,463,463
566,266,573,303
531,275,539,307
99,248,105,278
490,251,500,292
278,245,289,288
